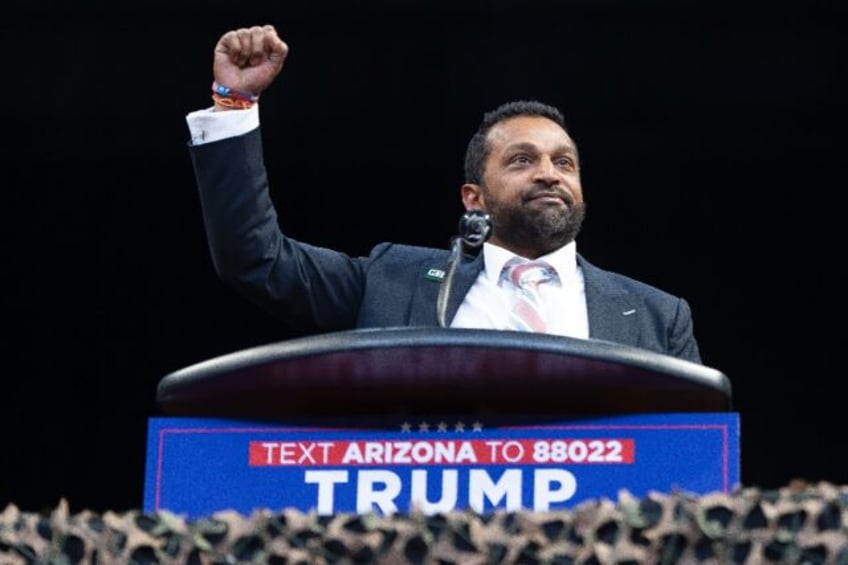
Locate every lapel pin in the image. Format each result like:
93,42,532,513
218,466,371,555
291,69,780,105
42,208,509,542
425,268,445,282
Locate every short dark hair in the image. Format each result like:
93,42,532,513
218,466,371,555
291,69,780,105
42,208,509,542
463,100,570,185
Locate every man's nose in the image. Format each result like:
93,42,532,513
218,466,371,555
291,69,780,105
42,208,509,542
533,157,560,185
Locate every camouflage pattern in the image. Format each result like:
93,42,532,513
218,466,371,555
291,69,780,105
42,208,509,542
1,481,846,564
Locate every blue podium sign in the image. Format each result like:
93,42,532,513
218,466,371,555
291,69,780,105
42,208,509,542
144,412,739,518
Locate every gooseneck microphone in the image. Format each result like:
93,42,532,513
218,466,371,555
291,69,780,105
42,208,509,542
436,210,494,328
457,209,493,249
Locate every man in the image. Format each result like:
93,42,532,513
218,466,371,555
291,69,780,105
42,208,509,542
186,24,702,364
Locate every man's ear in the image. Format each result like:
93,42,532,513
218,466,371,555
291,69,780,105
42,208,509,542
461,183,485,210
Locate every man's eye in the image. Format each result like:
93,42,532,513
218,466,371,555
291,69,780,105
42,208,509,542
511,155,531,165
555,157,574,169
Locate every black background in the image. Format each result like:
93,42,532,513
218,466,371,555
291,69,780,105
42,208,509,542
3,0,846,514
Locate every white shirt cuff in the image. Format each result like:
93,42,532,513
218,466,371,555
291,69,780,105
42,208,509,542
185,105,260,145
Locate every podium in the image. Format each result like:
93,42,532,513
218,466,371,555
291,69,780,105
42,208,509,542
146,328,738,517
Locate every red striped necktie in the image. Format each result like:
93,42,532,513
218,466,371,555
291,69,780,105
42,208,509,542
503,258,557,332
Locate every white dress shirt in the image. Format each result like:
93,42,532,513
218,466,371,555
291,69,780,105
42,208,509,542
186,105,259,145
451,242,589,338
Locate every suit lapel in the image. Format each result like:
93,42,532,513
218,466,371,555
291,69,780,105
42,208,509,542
579,255,643,347
408,252,484,326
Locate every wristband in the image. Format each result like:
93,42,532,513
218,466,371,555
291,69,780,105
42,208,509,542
212,93,255,110
212,81,259,103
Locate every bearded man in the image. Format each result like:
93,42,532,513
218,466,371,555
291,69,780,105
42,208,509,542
186,24,702,363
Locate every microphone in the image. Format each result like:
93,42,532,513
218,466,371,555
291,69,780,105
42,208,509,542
436,210,494,327
457,210,493,250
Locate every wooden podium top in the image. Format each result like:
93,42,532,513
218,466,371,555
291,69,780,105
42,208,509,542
156,327,732,419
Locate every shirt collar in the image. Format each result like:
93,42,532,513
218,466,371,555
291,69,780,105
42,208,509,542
481,241,578,284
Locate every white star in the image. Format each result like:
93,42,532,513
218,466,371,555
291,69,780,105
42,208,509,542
437,421,448,432
454,421,466,432
472,421,483,431
418,421,430,432
400,422,412,432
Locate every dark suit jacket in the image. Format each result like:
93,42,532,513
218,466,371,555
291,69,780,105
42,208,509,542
189,128,702,363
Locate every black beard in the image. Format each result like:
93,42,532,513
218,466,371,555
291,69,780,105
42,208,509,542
487,189,586,256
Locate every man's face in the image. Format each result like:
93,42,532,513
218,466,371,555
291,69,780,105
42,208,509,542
463,115,586,258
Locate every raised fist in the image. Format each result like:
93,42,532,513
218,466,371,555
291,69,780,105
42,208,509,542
213,24,288,97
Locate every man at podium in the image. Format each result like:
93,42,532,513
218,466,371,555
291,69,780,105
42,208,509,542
184,24,702,364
